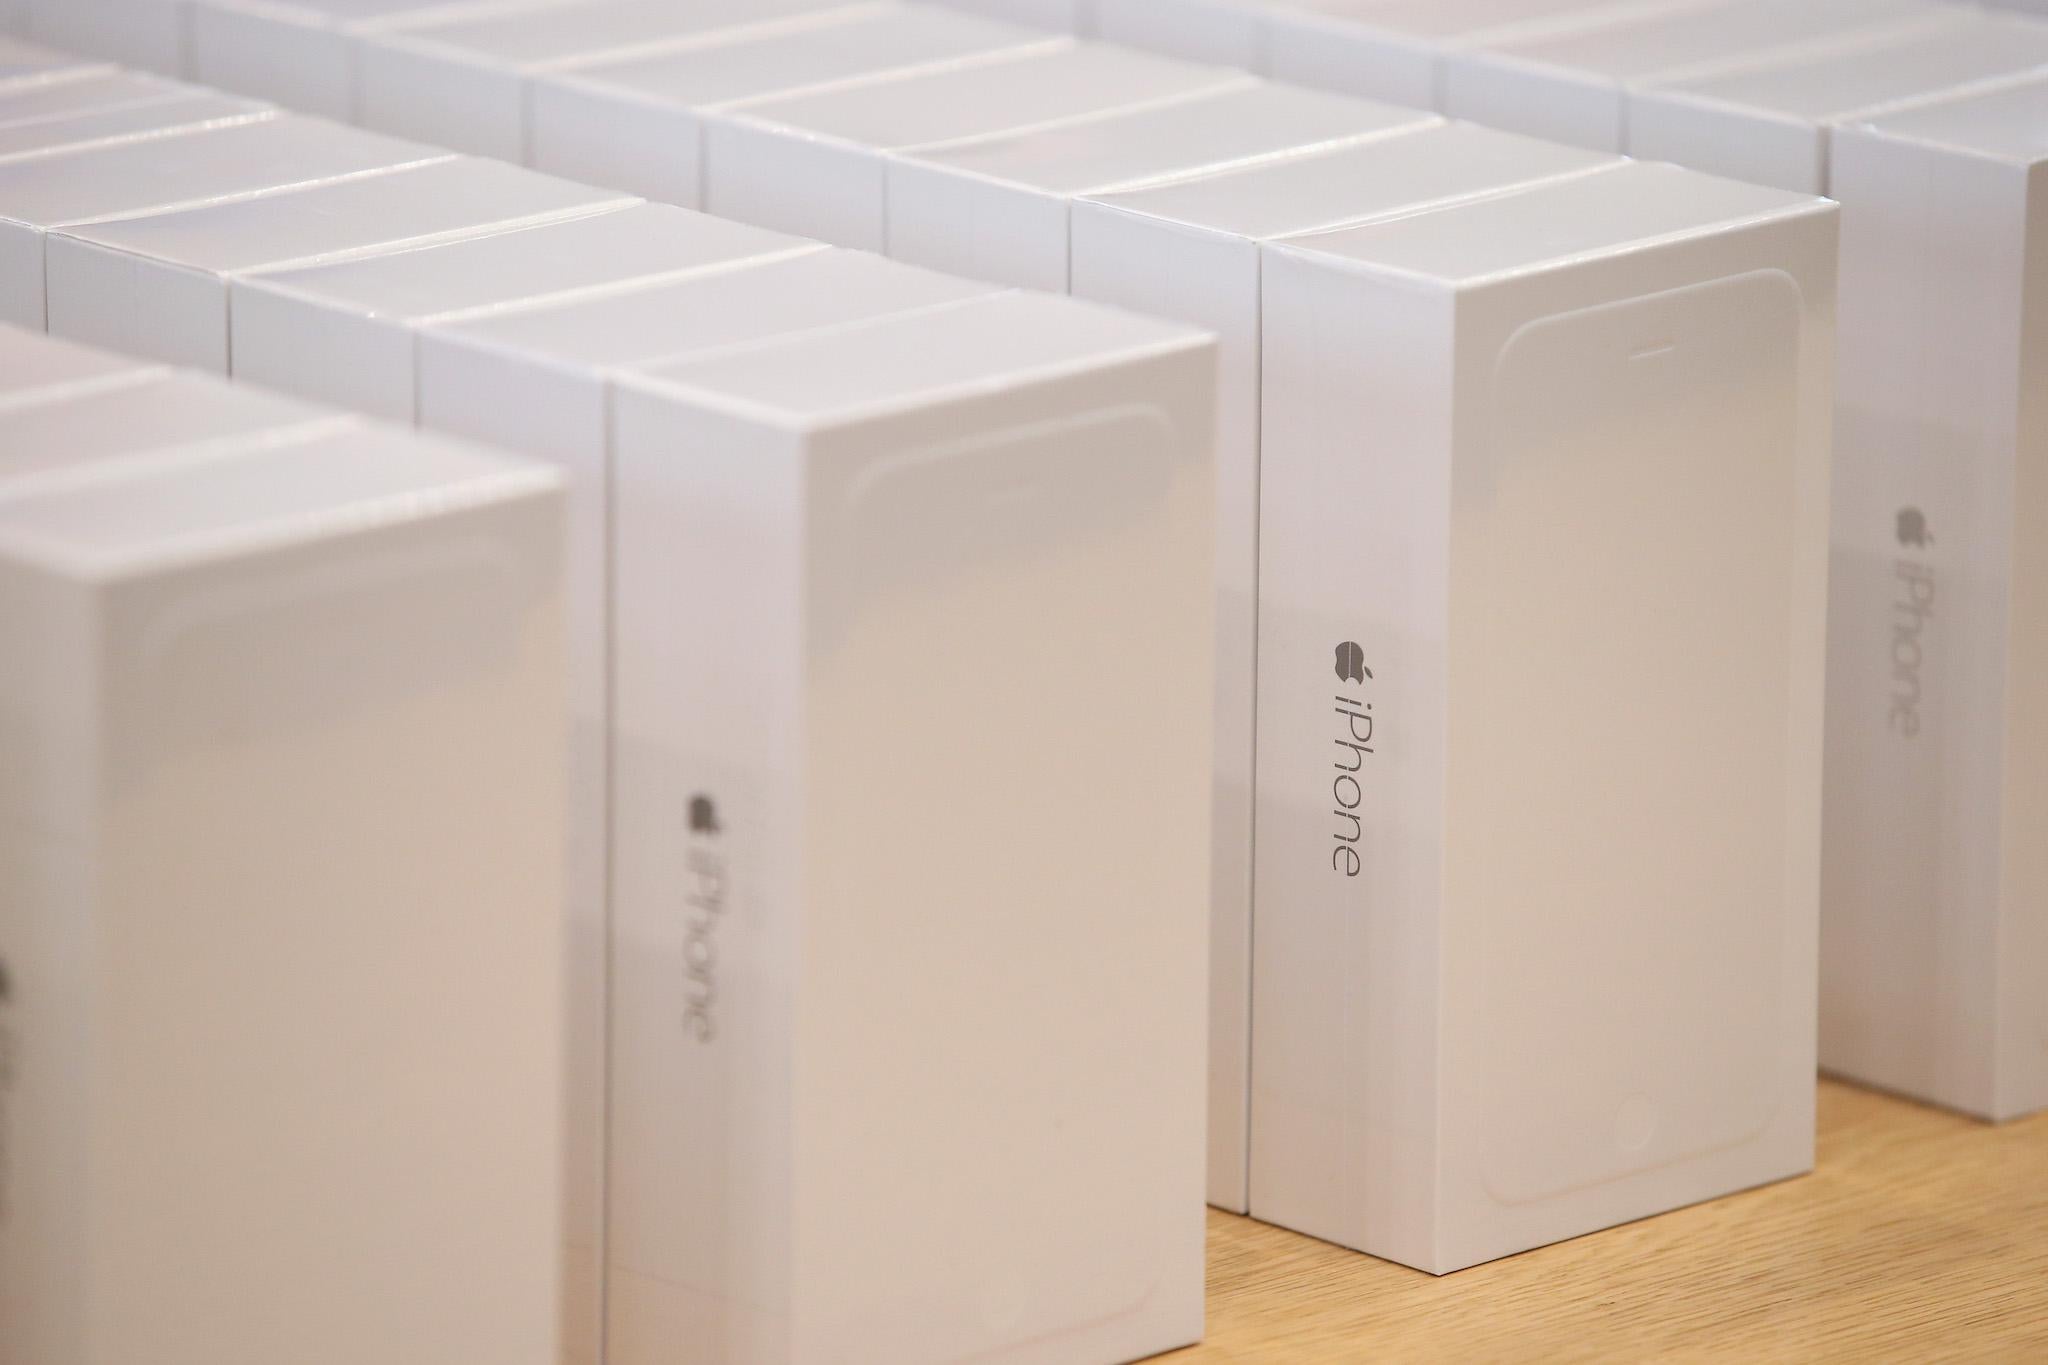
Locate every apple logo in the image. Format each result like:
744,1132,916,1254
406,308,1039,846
688,795,720,836
1897,507,1932,550
1335,641,1370,685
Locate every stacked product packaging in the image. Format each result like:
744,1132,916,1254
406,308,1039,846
971,0,2048,1124
0,30,1213,1365
0,0,2038,1360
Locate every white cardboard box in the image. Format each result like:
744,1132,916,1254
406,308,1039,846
187,0,535,120
0,327,568,1365
1068,119,1619,1212
1443,0,1961,152
1251,160,1836,1271
45,154,628,369
232,203,814,1365
605,288,1213,1363
18,0,193,75
355,0,849,161
1629,10,2048,191
423,243,985,1364
704,41,1250,248
1819,79,2048,1123
0,112,437,326
529,4,1062,207
886,79,1432,290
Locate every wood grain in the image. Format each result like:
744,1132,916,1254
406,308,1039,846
1171,1081,2048,1362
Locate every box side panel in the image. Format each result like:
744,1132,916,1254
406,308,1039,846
228,282,417,424
1250,251,1450,1267
529,80,702,210
606,393,804,1365
0,564,97,1365
1265,19,1437,110
1,223,46,329
89,494,568,1365
886,161,1069,291
1070,202,1258,1213
190,7,352,121
1823,134,2025,1118
1995,161,2048,1121
790,347,1213,1364
1093,0,1264,71
27,0,188,77
1625,93,1828,194
359,42,524,162
45,237,227,373
704,118,888,252
1442,54,1623,152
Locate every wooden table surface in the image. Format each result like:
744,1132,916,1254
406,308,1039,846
1172,1080,2048,1362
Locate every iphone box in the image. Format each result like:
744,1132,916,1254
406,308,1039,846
604,289,1213,1363
354,0,848,161
0,328,567,1365
233,205,813,1365
1629,11,2048,192
186,0,541,120
529,4,1063,207
413,243,981,1364
44,155,627,369
1819,79,2048,1123
1443,0,1960,152
0,72,267,163
0,112,437,326
230,201,802,420
1068,119,1617,1213
886,80,1431,290
1251,160,1836,1272
705,41,1250,248
15,0,192,75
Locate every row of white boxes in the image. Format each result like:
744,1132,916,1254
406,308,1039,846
961,0,2048,1138
0,38,1220,1365
2,0,1852,1294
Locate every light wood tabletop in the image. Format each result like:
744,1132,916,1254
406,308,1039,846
1172,1080,2048,1362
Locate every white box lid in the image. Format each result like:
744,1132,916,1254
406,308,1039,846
1848,70,2048,164
0,115,443,230
1085,120,1613,241
631,288,1206,424
58,157,630,275
903,80,1431,195
728,40,1250,152
1276,158,1830,284
1644,12,2048,126
246,201,808,322
431,246,993,371
385,0,854,72
1473,0,1957,85
554,4,1056,110
0,421,554,578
